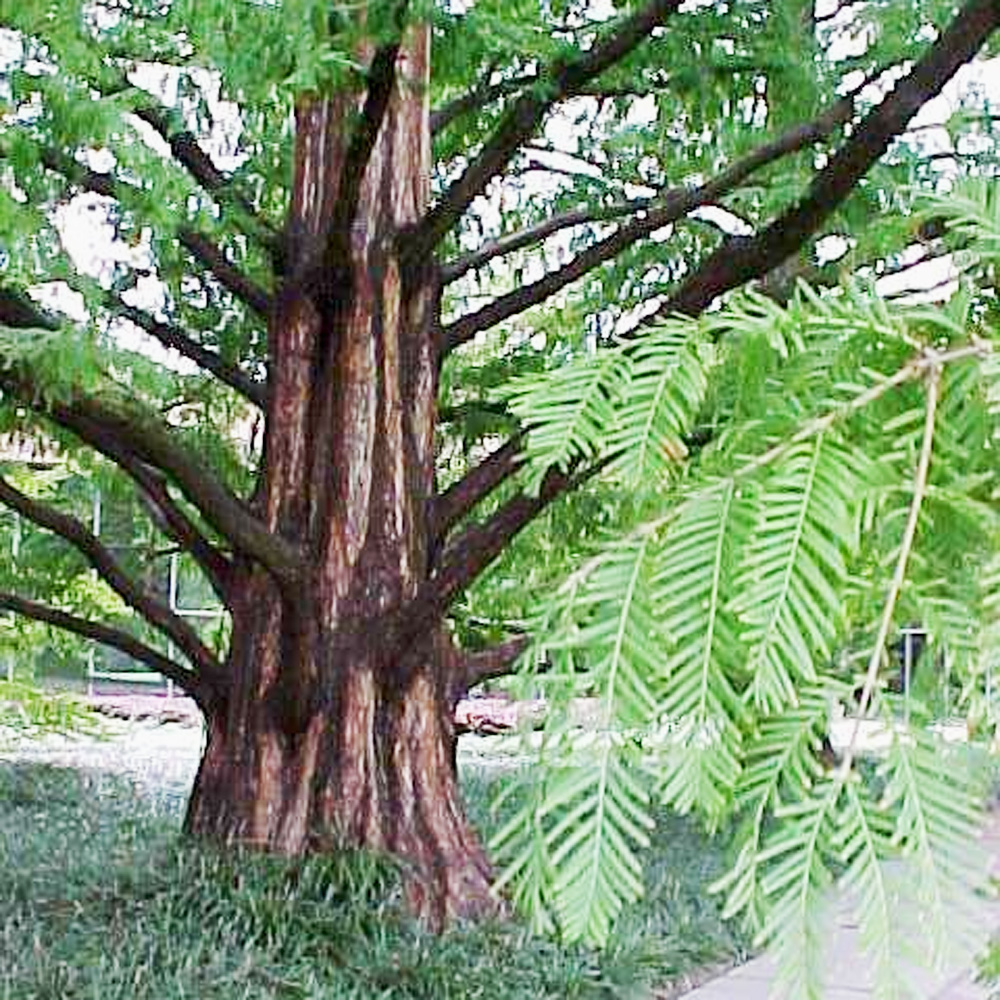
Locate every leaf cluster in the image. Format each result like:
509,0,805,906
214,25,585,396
491,184,1000,998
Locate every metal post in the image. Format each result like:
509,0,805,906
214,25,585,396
169,551,179,611
91,487,101,537
903,629,913,727
167,555,179,698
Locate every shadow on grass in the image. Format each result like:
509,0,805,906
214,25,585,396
0,762,748,999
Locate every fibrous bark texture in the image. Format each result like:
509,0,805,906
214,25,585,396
184,28,494,923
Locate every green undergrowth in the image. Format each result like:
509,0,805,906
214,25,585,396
0,762,746,999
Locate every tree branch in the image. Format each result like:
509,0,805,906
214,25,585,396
0,474,223,681
431,436,525,543
656,0,1000,320
0,288,60,331
0,369,302,590
841,363,941,776
430,458,604,612
130,103,279,252
126,463,235,603
440,88,856,354
430,72,532,135
459,635,530,690
441,199,646,284
4,141,274,319
177,230,272,318
409,0,684,258
109,297,268,408
0,589,219,709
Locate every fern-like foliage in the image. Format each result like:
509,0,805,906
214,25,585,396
495,193,1000,995
713,686,835,927
546,735,653,944
757,778,840,1000
880,730,986,959
506,324,706,493
496,534,664,943
920,178,1000,268
653,480,747,823
731,434,860,713
507,348,633,493
605,323,707,487
834,783,899,1000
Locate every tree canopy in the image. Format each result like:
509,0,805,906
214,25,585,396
2,0,1000,992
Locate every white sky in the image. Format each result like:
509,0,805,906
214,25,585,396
2,4,998,354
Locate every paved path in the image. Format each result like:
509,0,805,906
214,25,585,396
682,824,1000,1000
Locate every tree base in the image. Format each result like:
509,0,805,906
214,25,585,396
184,668,498,927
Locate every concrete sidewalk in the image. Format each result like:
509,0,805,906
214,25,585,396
682,913,993,999
681,825,1000,1000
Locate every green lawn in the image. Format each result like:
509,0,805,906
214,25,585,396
0,762,747,999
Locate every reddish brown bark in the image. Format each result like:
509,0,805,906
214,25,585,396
183,27,495,921
184,585,493,923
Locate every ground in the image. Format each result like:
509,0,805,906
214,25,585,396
0,717,747,999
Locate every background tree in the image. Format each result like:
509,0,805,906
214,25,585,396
1,0,998,944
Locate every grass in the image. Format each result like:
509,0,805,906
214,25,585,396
0,761,747,1000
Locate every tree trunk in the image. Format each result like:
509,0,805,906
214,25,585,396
185,590,493,924
184,27,496,924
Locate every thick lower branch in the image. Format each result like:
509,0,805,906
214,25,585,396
0,590,216,708
456,635,530,697
0,369,301,590
657,0,1000,319
430,459,604,612
0,475,221,678
431,436,525,544
0,288,60,331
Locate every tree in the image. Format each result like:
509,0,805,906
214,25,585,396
0,0,998,936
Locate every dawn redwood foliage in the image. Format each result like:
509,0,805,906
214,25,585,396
1,0,999,937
